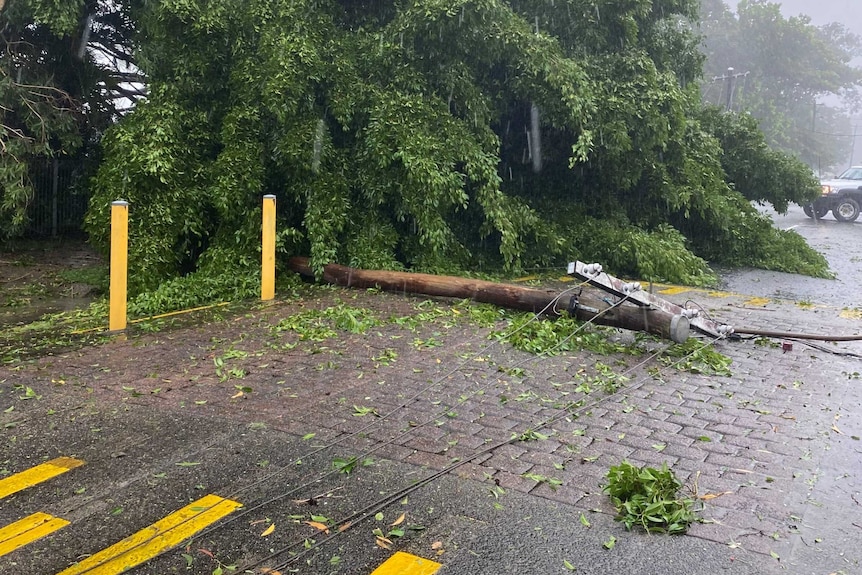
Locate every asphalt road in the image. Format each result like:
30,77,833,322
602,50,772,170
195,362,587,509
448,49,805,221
722,204,862,309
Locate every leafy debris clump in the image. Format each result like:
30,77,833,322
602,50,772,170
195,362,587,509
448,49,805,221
603,461,696,535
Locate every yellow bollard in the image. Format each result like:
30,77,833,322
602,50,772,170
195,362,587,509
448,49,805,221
109,200,129,331
261,194,276,301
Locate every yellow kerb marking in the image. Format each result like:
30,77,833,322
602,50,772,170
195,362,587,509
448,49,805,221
744,297,772,307
0,457,84,499
706,290,734,298
839,309,862,320
0,512,69,557
657,286,692,296
56,494,241,575
370,551,442,575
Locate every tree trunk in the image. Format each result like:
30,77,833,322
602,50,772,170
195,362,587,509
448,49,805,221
287,258,689,342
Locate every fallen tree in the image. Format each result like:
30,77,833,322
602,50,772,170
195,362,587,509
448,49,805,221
84,0,830,298
287,257,690,343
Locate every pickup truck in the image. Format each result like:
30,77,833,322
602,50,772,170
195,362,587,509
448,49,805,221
806,166,862,222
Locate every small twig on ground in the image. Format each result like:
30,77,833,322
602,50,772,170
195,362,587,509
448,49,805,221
291,486,345,505
729,304,776,312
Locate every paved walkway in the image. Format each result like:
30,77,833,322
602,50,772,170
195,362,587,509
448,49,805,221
1,282,860,574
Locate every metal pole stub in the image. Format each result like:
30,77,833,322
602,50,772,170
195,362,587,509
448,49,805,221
669,314,690,344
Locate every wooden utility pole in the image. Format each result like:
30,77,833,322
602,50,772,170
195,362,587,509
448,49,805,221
710,67,749,112
287,257,691,342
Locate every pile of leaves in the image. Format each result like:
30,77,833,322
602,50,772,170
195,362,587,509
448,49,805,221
603,461,696,535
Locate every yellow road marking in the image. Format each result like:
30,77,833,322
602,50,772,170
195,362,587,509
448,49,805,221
656,285,737,298
370,551,442,575
0,457,84,499
56,494,241,575
706,290,734,298
0,512,69,557
743,297,772,307
656,286,692,296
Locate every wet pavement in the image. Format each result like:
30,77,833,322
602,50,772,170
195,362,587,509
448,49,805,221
724,204,862,309
1,211,861,575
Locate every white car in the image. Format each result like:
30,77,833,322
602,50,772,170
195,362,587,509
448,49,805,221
807,166,862,222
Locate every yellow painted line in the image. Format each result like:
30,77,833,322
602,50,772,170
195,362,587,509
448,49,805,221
0,512,70,557
0,457,85,499
706,290,735,298
840,309,862,319
656,284,738,299
656,286,692,296
56,494,241,575
743,297,772,307
370,551,442,575
71,302,231,334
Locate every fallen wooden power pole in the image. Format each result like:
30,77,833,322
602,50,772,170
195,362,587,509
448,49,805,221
287,257,693,342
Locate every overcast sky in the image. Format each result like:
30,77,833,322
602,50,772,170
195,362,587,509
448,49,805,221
777,0,861,36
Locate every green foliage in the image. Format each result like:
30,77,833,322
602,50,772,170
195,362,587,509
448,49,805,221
673,193,831,278
272,303,381,341
331,456,373,475
493,314,640,356
660,339,732,376
91,0,596,287
697,106,820,211
56,265,109,294
593,361,629,394
562,216,717,286
28,0,85,35
700,0,862,170
1,0,130,239
127,265,262,317
604,461,696,534
85,94,221,293
85,0,832,298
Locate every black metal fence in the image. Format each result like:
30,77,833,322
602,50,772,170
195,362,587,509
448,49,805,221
25,158,89,237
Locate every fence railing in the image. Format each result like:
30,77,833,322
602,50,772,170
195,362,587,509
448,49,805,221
25,158,87,237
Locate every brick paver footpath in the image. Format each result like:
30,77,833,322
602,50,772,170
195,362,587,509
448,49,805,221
1,284,860,574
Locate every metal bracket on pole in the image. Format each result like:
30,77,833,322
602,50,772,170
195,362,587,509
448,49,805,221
567,261,732,339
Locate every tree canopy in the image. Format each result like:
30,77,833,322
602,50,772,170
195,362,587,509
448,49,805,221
0,0,142,238
77,0,828,300
699,0,862,172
